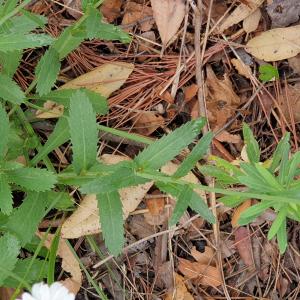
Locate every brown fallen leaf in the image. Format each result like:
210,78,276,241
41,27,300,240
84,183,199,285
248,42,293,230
231,199,252,228
131,111,165,136
184,84,198,102
122,2,154,32
288,54,300,74
178,258,222,287
164,273,193,300
150,0,185,46
234,227,254,268
36,232,82,295
100,0,122,23
231,58,252,79
218,0,264,33
146,190,165,215
138,31,156,53
246,25,300,61
243,8,261,34
61,62,134,97
191,246,216,266
215,129,242,144
61,154,153,238
63,0,82,19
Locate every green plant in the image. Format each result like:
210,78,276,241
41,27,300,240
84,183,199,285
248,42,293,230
259,64,279,82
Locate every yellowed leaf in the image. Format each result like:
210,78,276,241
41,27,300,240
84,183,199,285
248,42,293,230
231,58,252,79
36,232,82,295
191,246,216,266
132,111,165,136
243,8,261,33
150,0,185,46
61,154,153,239
164,273,193,300
218,0,264,32
178,258,222,287
246,25,300,61
231,199,252,227
60,62,134,97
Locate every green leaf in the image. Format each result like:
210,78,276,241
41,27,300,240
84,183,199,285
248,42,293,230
85,6,102,39
174,131,213,178
35,48,61,96
277,219,287,254
0,73,25,104
199,165,239,185
135,118,206,170
97,191,124,256
0,50,21,77
31,117,69,165
3,258,48,288
93,22,131,43
69,90,98,174
48,229,60,284
269,133,290,173
0,33,53,52
0,102,9,158
0,233,20,285
242,123,260,163
286,152,300,186
4,192,49,246
239,201,273,225
259,64,279,82
254,163,282,191
6,167,57,192
33,88,108,115
278,140,290,185
80,162,148,194
0,175,12,215
208,155,243,178
267,206,287,240
218,195,247,207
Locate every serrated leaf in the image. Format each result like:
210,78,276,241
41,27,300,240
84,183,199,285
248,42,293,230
94,22,131,43
3,258,48,288
7,167,57,191
0,233,20,285
239,201,273,225
267,206,287,240
0,73,25,104
242,123,260,163
85,6,102,39
0,33,53,52
5,192,49,246
69,90,98,174
80,162,148,194
0,50,21,77
0,102,9,158
35,48,61,96
34,88,108,115
0,175,12,215
31,117,69,165
97,191,124,256
174,132,213,178
135,118,206,170
208,155,244,178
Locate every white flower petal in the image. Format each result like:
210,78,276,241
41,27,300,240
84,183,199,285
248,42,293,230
50,282,75,300
17,293,36,300
31,282,51,300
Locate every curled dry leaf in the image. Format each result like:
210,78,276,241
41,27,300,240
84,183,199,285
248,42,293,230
61,62,134,97
218,0,264,33
234,227,254,268
246,25,300,61
243,8,261,34
231,58,252,79
231,199,252,228
122,2,154,32
131,111,165,136
36,232,82,294
150,0,185,46
164,273,193,300
178,258,222,288
61,154,153,238
191,246,216,266
215,130,241,144
100,0,122,23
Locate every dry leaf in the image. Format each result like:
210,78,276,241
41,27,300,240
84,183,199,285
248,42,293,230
243,8,261,34
36,100,64,119
215,129,242,144
184,84,198,102
150,0,185,46
122,2,154,32
246,25,300,61
131,111,165,135
267,0,300,28
164,273,193,300
234,227,254,267
0,287,18,300
61,62,134,97
36,232,82,294
218,0,264,33
178,258,222,287
288,54,300,74
191,246,216,266
146,191,165,215
63,0,82,19
231,57,252,79
100,0,122,23
138,31,156,52
61,154,153,238
277,276,289,298
231,199,252,227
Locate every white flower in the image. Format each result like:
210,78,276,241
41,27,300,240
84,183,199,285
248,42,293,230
17,282,75,300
